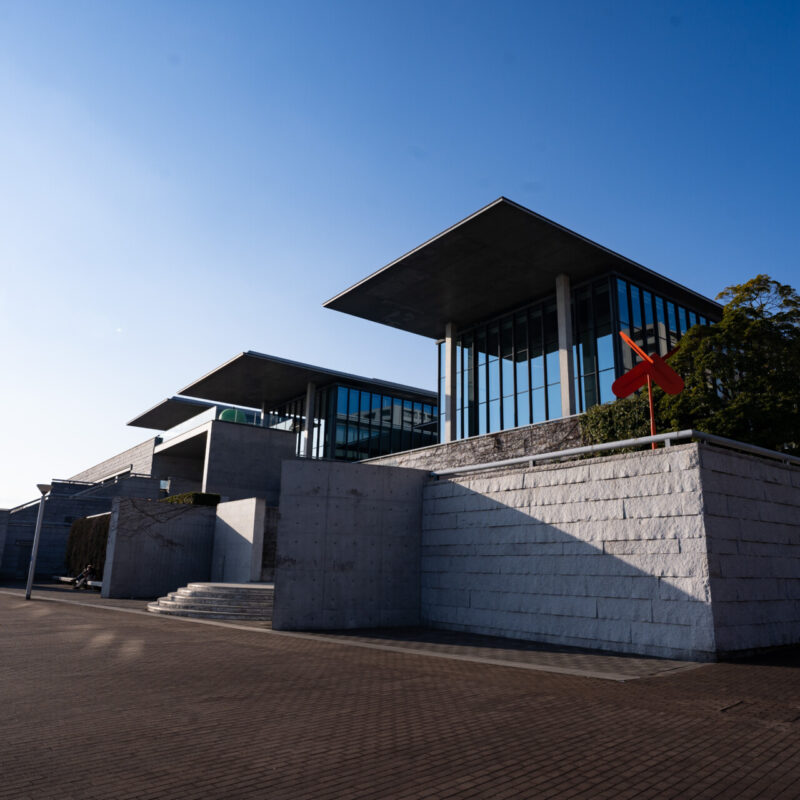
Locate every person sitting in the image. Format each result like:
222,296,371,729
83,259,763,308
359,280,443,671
73,564,96,590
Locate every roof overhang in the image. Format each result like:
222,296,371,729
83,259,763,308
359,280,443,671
127,396,216,430
176,351,437,410
324,197,722,339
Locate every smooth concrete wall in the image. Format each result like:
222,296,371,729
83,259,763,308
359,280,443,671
102,498,216,599
700,446,800,654
202,421,296,502
211,498,265,583
272,460,428,630
421,444,716,660
262,506,278,581
365,416,582,472
70,438,156,482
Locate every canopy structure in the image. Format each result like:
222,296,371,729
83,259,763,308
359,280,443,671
128,396,216,431
324,197,721,339
174,351,435,411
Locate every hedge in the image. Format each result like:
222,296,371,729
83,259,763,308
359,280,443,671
65,514,110,578
159,492,221,506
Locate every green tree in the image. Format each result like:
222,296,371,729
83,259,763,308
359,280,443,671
582,275,800,454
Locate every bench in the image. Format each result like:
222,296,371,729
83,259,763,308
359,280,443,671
51,576,103,591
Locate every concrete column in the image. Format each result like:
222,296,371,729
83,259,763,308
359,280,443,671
302,382,317,458
556,274,576,417
444,322,458,443
261,401,268,427
201,427,214,493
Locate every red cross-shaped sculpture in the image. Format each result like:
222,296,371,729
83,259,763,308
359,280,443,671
611,331,685,449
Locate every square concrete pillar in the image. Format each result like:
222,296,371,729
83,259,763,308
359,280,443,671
444,322,458,442
556,274,576,417
302,382,317,458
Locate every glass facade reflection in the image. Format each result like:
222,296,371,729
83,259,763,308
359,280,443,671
615,277,711,372
438,274,717,442
266,383,437,460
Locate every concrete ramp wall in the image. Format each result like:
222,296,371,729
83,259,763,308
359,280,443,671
272,460,427,630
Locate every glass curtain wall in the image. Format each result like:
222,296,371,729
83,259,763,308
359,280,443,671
264,387,331,459
266,384,435,460
437,275,717,440
438,296,564,443
572,280,616,413
331,385,437,461
615,278,712,372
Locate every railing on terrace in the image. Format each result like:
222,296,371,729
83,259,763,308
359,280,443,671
159,406,289,445
5,469,155,512
432,429,800,478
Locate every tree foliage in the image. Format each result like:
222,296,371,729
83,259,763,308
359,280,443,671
582,275,800,454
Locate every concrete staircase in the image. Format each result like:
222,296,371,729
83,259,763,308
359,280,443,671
147,582,274,622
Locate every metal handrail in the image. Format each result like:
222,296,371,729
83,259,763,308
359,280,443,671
432,429,800,478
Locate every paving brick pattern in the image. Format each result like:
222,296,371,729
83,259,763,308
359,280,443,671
3,592,800,799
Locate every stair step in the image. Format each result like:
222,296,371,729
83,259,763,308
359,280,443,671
147,581,274,622
186,582,274,592
175,589,274,602
147,603,272,621
157,598,272,614
167,594,272,607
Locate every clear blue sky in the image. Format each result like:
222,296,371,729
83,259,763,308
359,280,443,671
1,0,798,506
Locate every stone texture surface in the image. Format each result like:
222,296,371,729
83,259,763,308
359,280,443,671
102,497,216,599
700,445,800,654
69,438,157,482
272,459,428,630
421,443,717,660
364,415,583,471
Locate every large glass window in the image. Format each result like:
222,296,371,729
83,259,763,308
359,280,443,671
440,275,715,441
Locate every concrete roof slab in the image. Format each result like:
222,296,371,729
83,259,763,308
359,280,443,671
177,351,437,410
324,197,722,339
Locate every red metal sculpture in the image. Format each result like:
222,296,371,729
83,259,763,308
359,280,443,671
612,331,684,449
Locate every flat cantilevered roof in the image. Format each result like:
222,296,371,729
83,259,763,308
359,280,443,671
174,351,437,410
324,197,722,339
128,396,217,430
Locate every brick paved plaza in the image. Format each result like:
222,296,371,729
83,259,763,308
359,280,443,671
2,589,800,799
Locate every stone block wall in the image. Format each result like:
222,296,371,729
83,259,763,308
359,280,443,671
700,446,800,654
421,444,716,660
272,460,428,630
364,416,582,472
70,438,157,482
